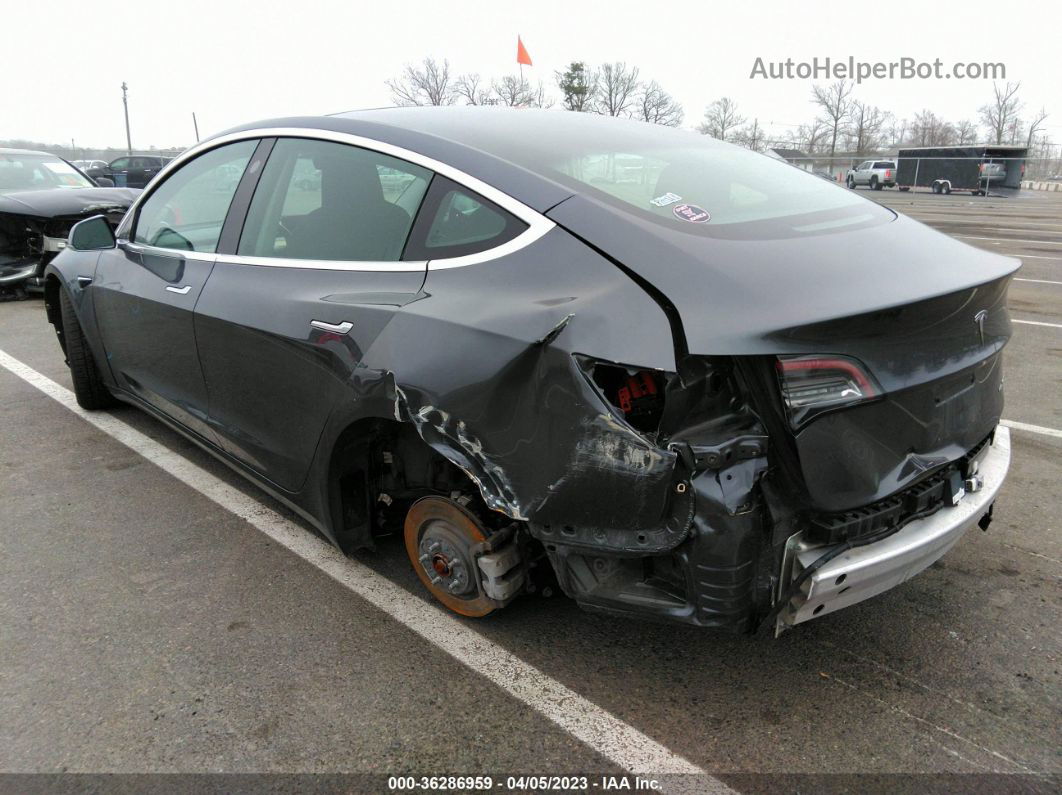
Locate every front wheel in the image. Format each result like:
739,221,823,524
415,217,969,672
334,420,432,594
59,288,117,410
846,176,856,189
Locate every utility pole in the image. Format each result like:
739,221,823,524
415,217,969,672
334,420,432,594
121,82,132,155
192,112,200,143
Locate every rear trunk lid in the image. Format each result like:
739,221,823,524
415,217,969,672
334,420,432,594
547,196,1018,510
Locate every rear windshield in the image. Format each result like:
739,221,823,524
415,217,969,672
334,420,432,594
874,162,895,169
550,143,888,234
463,115,891,236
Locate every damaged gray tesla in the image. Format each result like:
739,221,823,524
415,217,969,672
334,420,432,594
43,108,1015,633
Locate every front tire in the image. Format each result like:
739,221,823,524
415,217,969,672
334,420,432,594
846,176,856,189
59,288,117,410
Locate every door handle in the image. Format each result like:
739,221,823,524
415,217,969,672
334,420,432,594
165,285,191,295
310,319,353,334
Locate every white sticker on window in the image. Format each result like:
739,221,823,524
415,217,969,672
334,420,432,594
650,192,682,207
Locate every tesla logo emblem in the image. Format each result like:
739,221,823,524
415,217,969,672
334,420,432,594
974,310,988,345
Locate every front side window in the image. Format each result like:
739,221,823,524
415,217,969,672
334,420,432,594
133,140,256,252
110,158,130,170
238,138,430,262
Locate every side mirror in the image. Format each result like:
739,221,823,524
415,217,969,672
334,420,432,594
69,215,116,251
94,176,115,187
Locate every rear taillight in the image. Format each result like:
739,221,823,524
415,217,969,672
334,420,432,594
776,355,882,427
885,169,892,179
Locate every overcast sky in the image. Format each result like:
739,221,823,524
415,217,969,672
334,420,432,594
5,0,1058,150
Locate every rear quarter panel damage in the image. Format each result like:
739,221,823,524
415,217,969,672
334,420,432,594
359,228,681,533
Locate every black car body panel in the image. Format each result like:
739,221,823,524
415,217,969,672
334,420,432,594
43,109,1017,633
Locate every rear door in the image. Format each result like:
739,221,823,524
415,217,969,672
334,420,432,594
196,135,433,492
92,139,260,441
132,156,163,187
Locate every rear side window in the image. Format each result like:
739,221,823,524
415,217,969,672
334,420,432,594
133,140,256,252
403,176,526,260
238,138,431,262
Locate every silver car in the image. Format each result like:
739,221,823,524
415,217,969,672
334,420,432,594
847,160,896,190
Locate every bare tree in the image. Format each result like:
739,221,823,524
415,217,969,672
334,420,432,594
955,119,978,145
386,57,455,106
733,119,766,152
595,62,641,117
698,97,745,141
887,118,909,147
454,73,491,106
1005,117,1025,145
637,81,683,127
847,101,890,154
490,74,535,107
911,109,955,147
811,80,854,158
1025,107,1048,149
796,119,828,154
530,81,554,110
979,81,1022,145
556,62,597,112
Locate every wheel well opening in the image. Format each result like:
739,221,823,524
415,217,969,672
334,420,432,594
43,277,66,353
327,418,498,553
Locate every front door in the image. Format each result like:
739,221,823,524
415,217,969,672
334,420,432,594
91,139,259,441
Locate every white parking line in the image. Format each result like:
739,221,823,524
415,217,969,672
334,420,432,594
1002,420,1062,440
1014,278,1062,286
1013,319,1062,329
956,235,1062,246
0,349,724,792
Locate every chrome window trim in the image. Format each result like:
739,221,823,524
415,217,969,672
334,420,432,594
116,126,555,272
119,241,217,262
218,253,427,273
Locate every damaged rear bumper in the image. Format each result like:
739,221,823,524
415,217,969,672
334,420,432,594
778,425,1011,629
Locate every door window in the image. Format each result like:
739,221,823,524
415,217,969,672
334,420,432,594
109,157,130,170
237,138,431,262
403,176,526,260
133,140,256,253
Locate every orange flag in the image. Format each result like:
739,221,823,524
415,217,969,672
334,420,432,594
516,36,533,67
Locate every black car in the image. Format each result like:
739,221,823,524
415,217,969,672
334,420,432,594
0,148,139,298
43,108,1015,633
84,155,171,188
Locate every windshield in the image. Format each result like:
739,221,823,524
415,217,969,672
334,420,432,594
0,153,95,193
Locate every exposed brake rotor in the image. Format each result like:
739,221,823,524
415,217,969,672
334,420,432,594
404,496,497,617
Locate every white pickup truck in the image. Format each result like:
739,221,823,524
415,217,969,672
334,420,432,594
846,160,896,190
